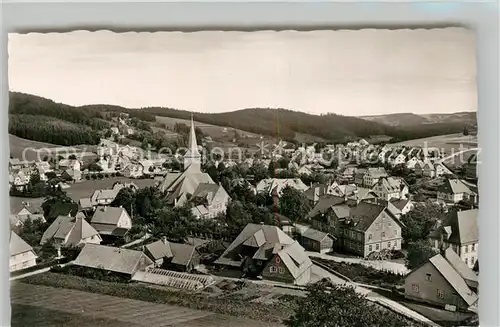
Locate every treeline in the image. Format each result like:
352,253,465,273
10,92,474,144
9,115,101,146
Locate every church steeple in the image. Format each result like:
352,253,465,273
183,113,201,171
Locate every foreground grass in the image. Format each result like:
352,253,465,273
20,272,296,323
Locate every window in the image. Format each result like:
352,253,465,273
388,222,392,227
426,273,432,282
278,267,285,274
368,234,372,240
269,266,277,273
412,284,419,293
376,244,380,251
369,245,372,252
465,258,468,265
471,257,475,265
394,229,398,236
472,244,476,251
381,232,386,237
437,289,445,299
464,246,468,253
387,242,391,248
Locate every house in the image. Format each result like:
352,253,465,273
121,162,144,178
297,165,313,176
91,206,132,239
10,231,38,272
9,158,34,170
338,166,357,183
10,170,30,189
390,153,406,167
404,249,478,311
61,168,82,182
255,178,308,197
214,223,313,285
405,156,420,170
304,183,329,206
296,225,336,254
437,179,477,204
40,213,102,248
390,198,414,216
73,243,153,278
10,212,46,229
372,177,409,201
340,201,403,258
430,209,478,269
363,167,388,188
190,183,231,219
144,237,200,272
354,168,368,186
414,159,433,177
58,159,81,172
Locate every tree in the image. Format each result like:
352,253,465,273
278,186,311,223
401,201,445,244
287,279,419,327
405,240,439,270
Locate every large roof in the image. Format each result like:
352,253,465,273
348,201,388,232
429,254,478,306
306,195,346,219
91,206,129,225
215,223,295,266
438,179,474,195
10,231,35,256
276,241,313,279
443,209,478,245
41,215,100,246
160,164,215,203
443,247,478,289
74,243,153,275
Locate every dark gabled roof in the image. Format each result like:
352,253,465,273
347,201,387,232
390,198,411,211
443,247,478,289
91,206,130,225
444,209,478,245
307,195,345,219
74,243,153,275
301,227,335,243
438,179,474,195
144,239,197,267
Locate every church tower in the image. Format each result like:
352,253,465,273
183,114,202,171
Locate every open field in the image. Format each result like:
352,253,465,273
11,283,284,327
9,134,97,161
389,133,478,156
9,177,159,212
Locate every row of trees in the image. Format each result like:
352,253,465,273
9,114,101,146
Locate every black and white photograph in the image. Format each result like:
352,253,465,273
7,28,479,326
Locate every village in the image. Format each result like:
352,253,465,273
8,115,479,327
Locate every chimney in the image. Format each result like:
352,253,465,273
313,187,320,203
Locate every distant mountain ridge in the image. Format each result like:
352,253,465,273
9,92,476,144
359,112,477,127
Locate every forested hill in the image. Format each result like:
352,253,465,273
9,92,475,144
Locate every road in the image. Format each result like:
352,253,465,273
306,251,409,275
10,261,73,282
10,283,284,327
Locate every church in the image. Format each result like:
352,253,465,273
159,116,230,219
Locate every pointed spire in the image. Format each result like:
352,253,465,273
188,113,199,154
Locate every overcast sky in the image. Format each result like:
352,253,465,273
8,28,477,116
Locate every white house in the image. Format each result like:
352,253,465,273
10,231,38,272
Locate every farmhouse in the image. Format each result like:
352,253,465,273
10,231,38,272
405,248,478,311
215,223,313,285
437,179,477,205
91,206,132,239
430,209,478,268
41,213,102,248
73,243,153,278
144,237,200,273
